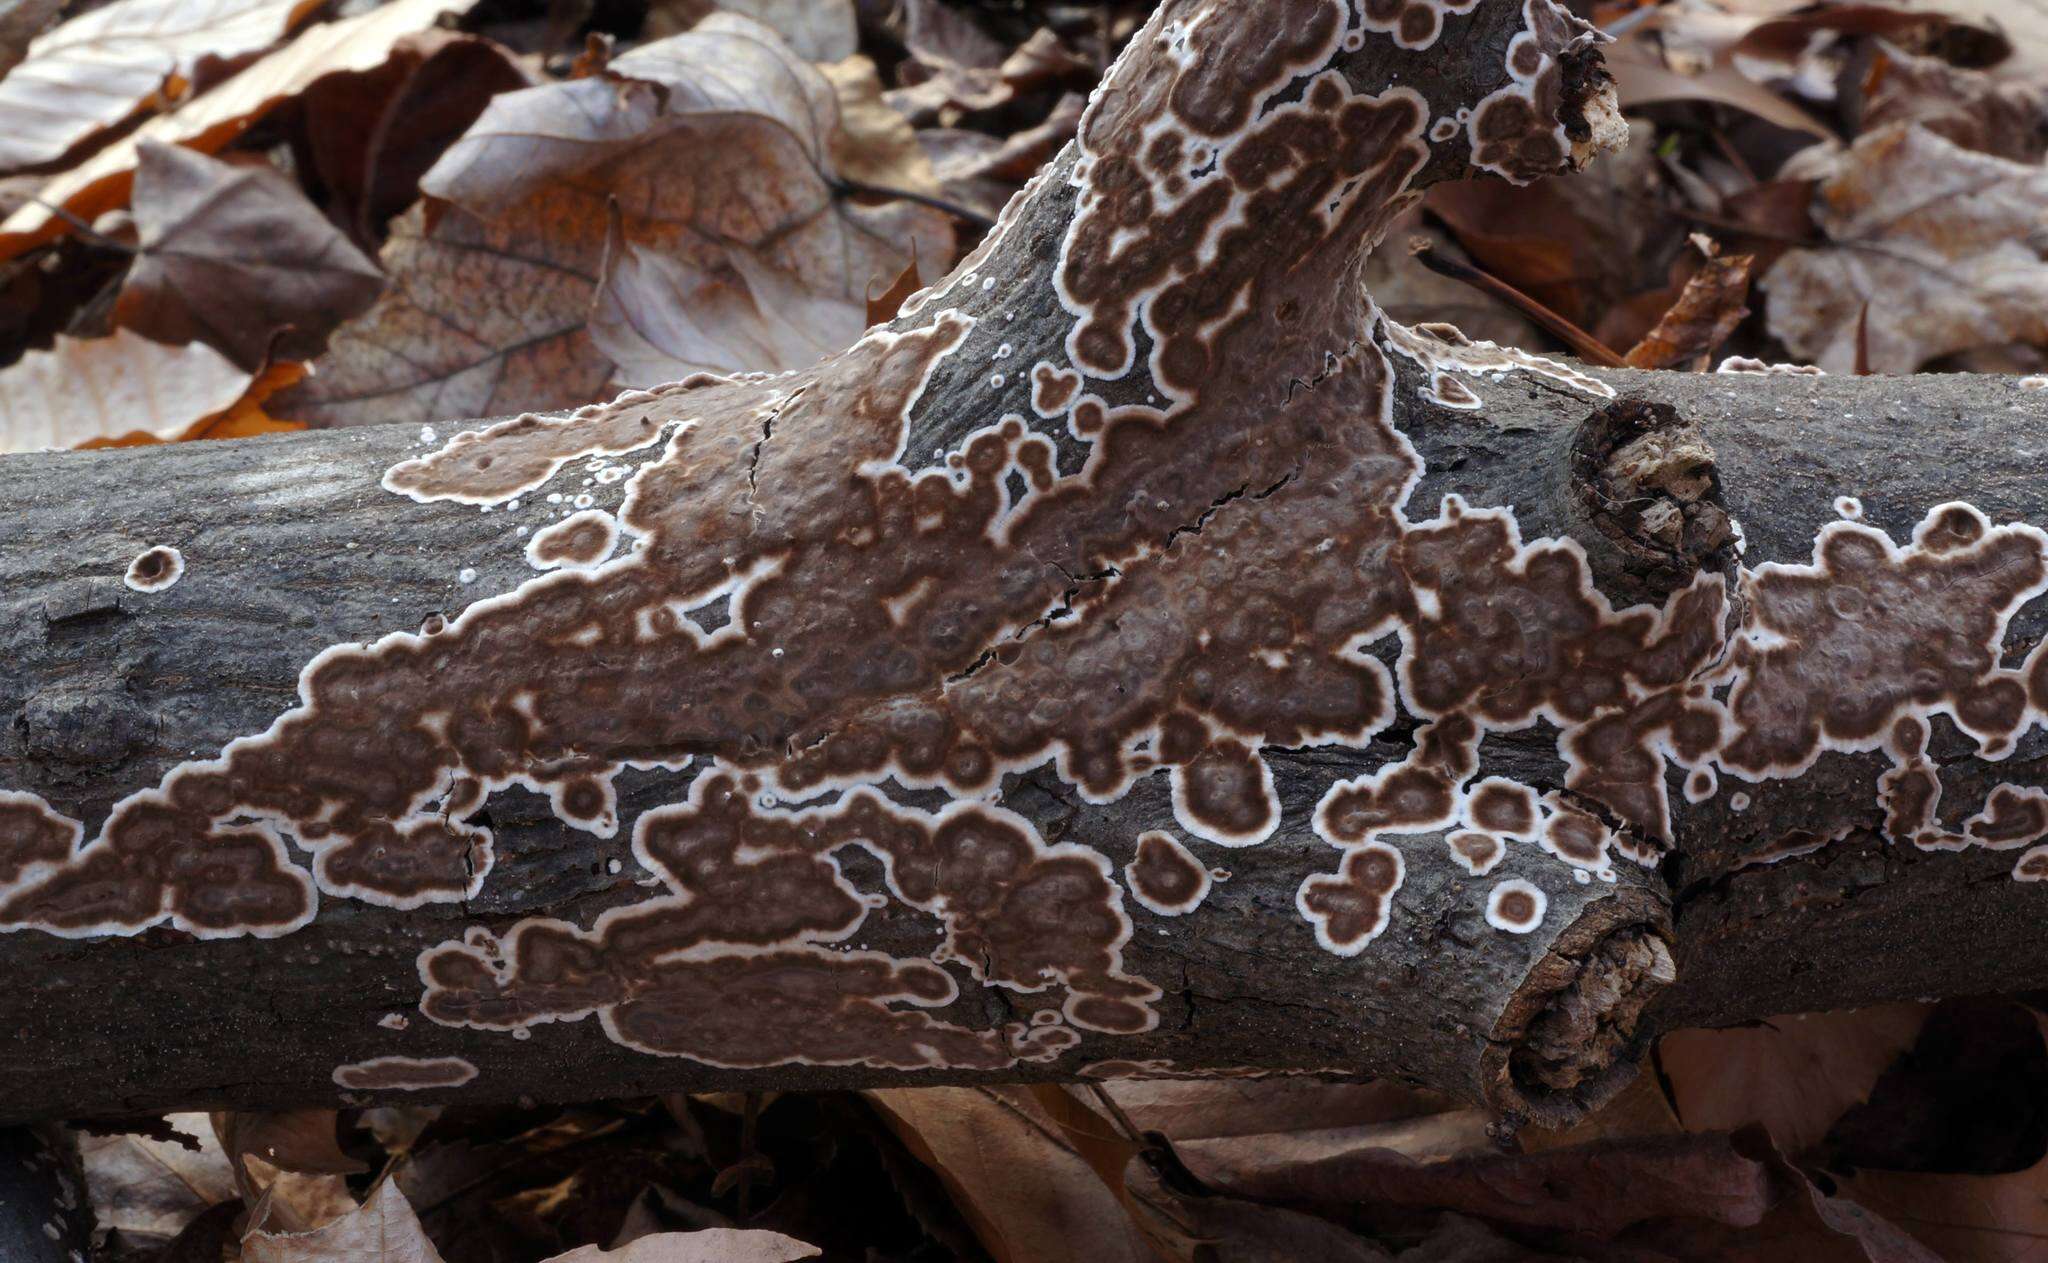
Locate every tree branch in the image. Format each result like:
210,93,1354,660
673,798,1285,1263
0,0,2043,1132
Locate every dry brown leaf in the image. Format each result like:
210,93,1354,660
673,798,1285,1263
296,31,531,250
819,54,943,197
1762,123,2048,373
0,327,256,452
1606,30,1833,139
919,91,1084,222
1841,1155,2048,1262
0,0,479,260
76,1113,237,1241
866,252,921,325
867,1087,1152,1263
541,1229,822,1262
214,1111,367,1178
272,193,613,426
244,1177,444,1263
642,0,856,62
0,0,322,173
1104,1077,1461,1144
1657,1004,1930,1160
887,19,1092,125
279,15,947,422
1862,44,2048,164
78,360,307,447
114,143,383,370
1626,251,1754,369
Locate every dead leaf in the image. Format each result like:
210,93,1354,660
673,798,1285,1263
642,0,856,63
1658,1004,1930,1160
78,360,307,446
819,54,943,197
1606,29,1834,140
1762,123,2048,373
1121,1159,1395,1263
868,1087,1153,1263
918,91,1084,222
1861,43,2048,165
76,1113,237,1241
866,252,920,325
114,143,383,369
279,15,948,422
887,22,1093,125
271,195,613,426
540,1228,822,1262
0,0,480,260
1626,251,1754,369
1840,1159,2048,1263
214,1111,368,1178
295,31,532,250
1103,1076,1461,1143
244,1177,444,1263
0,327,257,452
0,0,323,173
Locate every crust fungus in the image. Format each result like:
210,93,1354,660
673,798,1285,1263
1486,879,1548,933
525,510,620,570
1124,831,1212,916
1446,830,1506,876
331,1055,478,1091
5,0,1982,1115
2016,846,2048,882
1297,842,1404,955
416,769,1155,1069
122,546,183,593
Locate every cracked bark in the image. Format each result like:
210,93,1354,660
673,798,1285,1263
0,0,2043,1130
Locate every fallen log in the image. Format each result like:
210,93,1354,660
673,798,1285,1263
1,0,2045,1131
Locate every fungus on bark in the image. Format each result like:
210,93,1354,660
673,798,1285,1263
122,546,183,593
13,0,2036,1129
331,1055,478,1091
525,509,620,569
1124,830,1212,916
1487,879,1548,933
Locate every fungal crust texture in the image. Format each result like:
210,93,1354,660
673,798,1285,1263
3,0,2045,1078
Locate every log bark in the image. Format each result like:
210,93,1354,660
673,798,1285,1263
1,0,2045,1130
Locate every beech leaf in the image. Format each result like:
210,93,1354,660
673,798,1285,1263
0,328,256,453
0,0,480,259
243,1177,445,1263
278,14,948,425
115,143,384,370
0,0,323,173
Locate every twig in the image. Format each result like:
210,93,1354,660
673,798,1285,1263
1407,239,1628,367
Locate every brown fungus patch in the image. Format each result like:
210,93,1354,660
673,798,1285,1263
123,545,184,593
1125,830,1211,916
1966,786,2048,850
526,510,619,570
332,1055,478,1091
1486,878,1547,933
417,769,1154,1068
1297,843,1404,955
1446,830,1505,876
0,794,79,886
1720,504,2048,777
1467,0,1602,184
